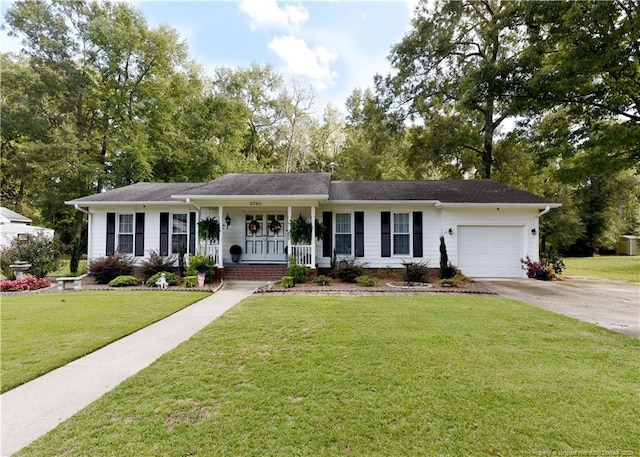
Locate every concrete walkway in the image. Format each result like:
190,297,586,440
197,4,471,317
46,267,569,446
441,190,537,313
1,281,263,457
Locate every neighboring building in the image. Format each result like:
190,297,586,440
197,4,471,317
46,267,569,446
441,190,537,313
66,173,560,278
0,207,55,248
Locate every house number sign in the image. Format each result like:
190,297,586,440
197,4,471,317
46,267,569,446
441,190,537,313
249,201,263,206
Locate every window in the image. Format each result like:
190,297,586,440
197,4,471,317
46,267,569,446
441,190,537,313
117,214,134,254
393,213,410,255
171,213,188,254
335,213,352,255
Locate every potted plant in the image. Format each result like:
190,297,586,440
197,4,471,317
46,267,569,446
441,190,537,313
289,215,312,245
198,217,220,243
230,244,242,263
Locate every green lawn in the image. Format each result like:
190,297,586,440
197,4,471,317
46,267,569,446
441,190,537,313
0,291,209,393
565,255,640,283
17,295,639,456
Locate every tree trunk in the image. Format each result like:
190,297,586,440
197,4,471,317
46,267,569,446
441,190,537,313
482,99,494,180
69,210,85,274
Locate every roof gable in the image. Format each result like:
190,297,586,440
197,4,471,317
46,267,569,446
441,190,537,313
182,173,331,197
0,207,32,223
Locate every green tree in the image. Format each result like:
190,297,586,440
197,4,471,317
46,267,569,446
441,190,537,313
381,0,528,179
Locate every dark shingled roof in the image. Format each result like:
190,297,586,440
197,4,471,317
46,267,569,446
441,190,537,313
183,173,332,197
329,180,554,204
67,182,203,204
66,174,554,205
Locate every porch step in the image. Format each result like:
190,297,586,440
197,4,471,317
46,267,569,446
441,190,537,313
220,264,289,281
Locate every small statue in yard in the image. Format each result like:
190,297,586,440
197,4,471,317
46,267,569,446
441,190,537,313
156,272,169,290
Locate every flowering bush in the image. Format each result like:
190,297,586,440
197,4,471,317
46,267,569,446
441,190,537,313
0,232,61,279
520,256,549,280
0,275,51,292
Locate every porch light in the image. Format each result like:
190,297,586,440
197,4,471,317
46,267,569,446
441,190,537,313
531,228,537,235
448,228,454,235
225,214,231,228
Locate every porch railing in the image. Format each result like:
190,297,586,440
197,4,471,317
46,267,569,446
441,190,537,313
198,241,219,264
290,244,313,267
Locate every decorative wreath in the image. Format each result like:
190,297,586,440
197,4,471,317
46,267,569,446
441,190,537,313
269,219,282,233
248,220,260,234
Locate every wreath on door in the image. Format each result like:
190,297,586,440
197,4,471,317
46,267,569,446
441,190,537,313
248,219,260,234
269,219,282,233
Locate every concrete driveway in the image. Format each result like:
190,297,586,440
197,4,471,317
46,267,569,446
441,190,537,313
480,277,640,339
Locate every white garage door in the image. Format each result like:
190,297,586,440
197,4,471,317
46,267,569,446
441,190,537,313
457,226,525,278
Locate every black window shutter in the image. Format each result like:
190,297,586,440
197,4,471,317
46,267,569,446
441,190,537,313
135,213,145,257
322,211,333,257
160,212,169,256
189,212,196,254
106,213,116,256
381,211,391,257
413,211,423,257
355,211,364,257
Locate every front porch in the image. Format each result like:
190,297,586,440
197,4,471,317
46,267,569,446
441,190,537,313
194,202,320,270
217,264,290,281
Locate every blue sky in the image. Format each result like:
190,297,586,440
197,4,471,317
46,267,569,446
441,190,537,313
1,0,418,111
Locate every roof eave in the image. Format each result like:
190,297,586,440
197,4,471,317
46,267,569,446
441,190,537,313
436,202,561,208
65,200,191,206
172,194,329,201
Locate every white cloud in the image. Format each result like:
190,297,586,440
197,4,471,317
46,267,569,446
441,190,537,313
268,35,338,90
239,0,309,32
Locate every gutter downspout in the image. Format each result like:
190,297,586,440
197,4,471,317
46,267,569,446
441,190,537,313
74,205,92,263
535,206,551,254
537,206,551,218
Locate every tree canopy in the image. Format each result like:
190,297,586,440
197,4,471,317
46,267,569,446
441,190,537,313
1,0,638,257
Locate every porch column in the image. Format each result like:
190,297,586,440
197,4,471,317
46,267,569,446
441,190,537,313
310,205,316,269
218,206,224,268
287,206,292,262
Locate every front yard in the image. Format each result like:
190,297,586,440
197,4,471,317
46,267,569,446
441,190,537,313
565,255,639,283
0,291,209,393
15,294,639,456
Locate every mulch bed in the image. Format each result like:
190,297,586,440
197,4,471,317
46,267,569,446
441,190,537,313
255,278,495,296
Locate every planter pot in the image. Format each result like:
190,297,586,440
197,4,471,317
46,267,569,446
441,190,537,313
230,245,242,263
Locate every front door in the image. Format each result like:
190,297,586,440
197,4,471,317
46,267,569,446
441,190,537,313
244,213,286,262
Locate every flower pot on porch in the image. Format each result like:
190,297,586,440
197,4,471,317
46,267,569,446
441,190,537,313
230,245,242,263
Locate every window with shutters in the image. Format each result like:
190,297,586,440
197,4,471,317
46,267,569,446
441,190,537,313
335,213,352,255
393,213,410,255
171,213,188,254
117,214,134,254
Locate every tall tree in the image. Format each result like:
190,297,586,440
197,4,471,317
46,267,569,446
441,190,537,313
381,0,527,179
3,0,192,257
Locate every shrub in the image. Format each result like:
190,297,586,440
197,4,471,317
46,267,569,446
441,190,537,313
405,261,430,283
141,250,177,279
145,271,180,287
108,275,139,287
0,232,62,279
543,248,566,275
439,236,451,279
88,254,136,284
377,266,396,279
186,254,216,283
0,275,51,292
438,273,470,287
520,256,550,280
356,274,377,287
313,275,332,286
184,276,198,288
334,258,365,283
281,276,295,289
287,259,309,284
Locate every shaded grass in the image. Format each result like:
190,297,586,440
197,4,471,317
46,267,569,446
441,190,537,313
47,258,88,277
565,255,640,283
1,291,209,392
17,295,640,456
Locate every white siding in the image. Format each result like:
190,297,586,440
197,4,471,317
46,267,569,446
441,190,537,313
317,204,441,269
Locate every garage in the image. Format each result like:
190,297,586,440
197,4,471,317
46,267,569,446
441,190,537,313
457,226,525,278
